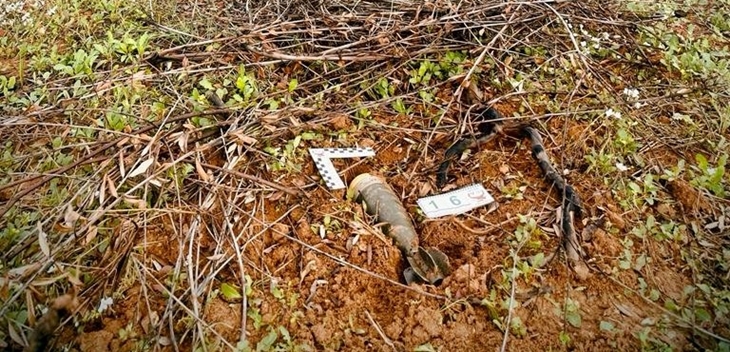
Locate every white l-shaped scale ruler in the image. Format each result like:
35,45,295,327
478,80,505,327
309,147,375,189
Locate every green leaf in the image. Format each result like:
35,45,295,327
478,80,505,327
266,99,279,110
221,283,242,300
256,329,278,352
236,75,256,100
356,108,371,119
279,326,291,343
199,78,213,90
566,311,582,328
695,153,709,170
418,89,434,102
649,289,660,301
712,155,727,181
634,253,647,271
531,252,545,267
645,215,655,229
559,331,571,345
244,275,253,297
247,308,263,329
192,117,213,128
323,215,331,227
236,339,251,352
51,137,63,149
414,343,437,352
719,342,730,352
263,146,279,156
288,79,298,92
664,299,678,312
271,285,285,300
215,88,227,100
695,308,711,322
599,321,615,331
300,132,318,140
392,99,409,114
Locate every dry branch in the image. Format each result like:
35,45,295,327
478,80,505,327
0,109,229,219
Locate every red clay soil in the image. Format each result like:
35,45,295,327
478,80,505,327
59,108,709,352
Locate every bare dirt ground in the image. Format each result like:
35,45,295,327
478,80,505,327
1,0,729,351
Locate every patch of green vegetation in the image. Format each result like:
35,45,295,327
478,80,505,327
233,66,260,104
692,154,727,197
310,214,342,239
264,131,322,173
407,51,468,103
585,148,618,176
219,277,311,352
365,77,394,100
512,215,544,253
562,298,582,328
354,106,373,129
641,21,730,88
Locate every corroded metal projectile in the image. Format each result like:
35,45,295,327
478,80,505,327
348,173,450,284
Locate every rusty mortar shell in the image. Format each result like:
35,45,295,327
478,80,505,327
348,173,450,284
348,173,419,256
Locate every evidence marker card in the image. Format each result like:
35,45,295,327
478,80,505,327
417,184,495,218
309,147,375,189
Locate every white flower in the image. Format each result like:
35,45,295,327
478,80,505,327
616,162,628,172
605,108,622,119
623,88,640,100
98,297,114,313
21,12,33,25
580,41,587,47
